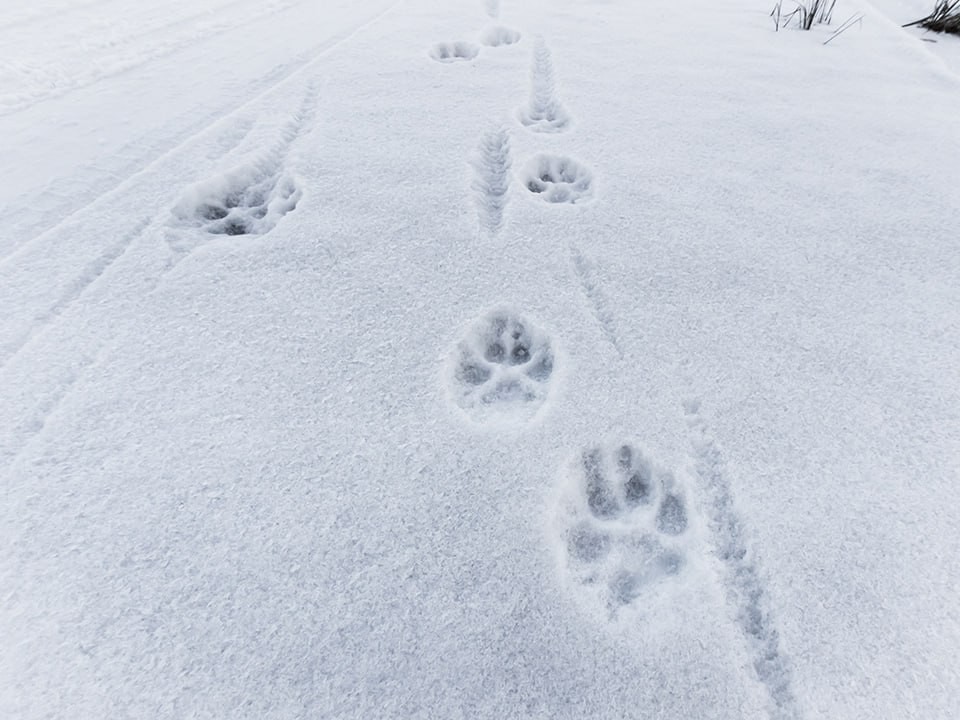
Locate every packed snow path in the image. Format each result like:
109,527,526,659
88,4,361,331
2,0,959,718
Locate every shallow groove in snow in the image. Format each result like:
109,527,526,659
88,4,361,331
685,399,800,719
518,38,570,133
470,125,512,236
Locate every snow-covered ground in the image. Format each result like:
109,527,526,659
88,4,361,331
2,0,959,718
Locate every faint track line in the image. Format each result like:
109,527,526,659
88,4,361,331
0,218,151,371
684,398,800,720
569,244,624,358
0,0,400,267
0,0,307,117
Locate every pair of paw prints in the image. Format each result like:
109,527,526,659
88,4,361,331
447,309,555,426
429,26,521,64
555,443,697,616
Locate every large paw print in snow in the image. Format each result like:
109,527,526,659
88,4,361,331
173,160,300,238
430,42,480,63
553,443,699,617
524,155,593,204
448,309,555,425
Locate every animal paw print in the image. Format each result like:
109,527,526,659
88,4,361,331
555,443,696,615
448,309,555,425
524,155,593,204
429,42,480,63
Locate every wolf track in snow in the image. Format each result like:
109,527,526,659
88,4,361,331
555,443,697,616
430,42,480,63
448,309,555,425
184,167,300,237
524,154,593,204
483,0,500,19
480,26,521,47
168,86,315,247
518,38,570,133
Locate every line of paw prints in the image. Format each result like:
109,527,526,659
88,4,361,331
448,309,554,425
555,443,698,615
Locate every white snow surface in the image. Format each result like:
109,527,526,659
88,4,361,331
2,0,959,718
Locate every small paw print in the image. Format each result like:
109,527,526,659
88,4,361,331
448,309,555,425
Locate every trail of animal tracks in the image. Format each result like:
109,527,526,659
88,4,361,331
2,0,959,718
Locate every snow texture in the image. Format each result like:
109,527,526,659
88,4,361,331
2,0,960,718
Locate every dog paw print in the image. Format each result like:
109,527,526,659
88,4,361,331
429,42,480,63
448,309,555,425
554,443,697,615
523,154,593,204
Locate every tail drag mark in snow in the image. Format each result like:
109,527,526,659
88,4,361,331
524,154,592,204
684,399,799,720
569,245,622,358
519,39,570,133
470,126,512,235
448,308,555,425
429,42,480,63
553,442,698,617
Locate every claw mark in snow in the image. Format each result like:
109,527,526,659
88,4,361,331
684,399,799,720
518,38,570,133
569,245,623,358
470,125,511,236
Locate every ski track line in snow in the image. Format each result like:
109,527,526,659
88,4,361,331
569,244,623,358
0,218,150,371
0,114,258,262
0,0,120,31
2,349,104,472
519,37,570,133
1,83,317,377
684,398,800,720
0,0,399,268
0,46,311,262
470,125,512,236
0,79,324,447
0,0,307,116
